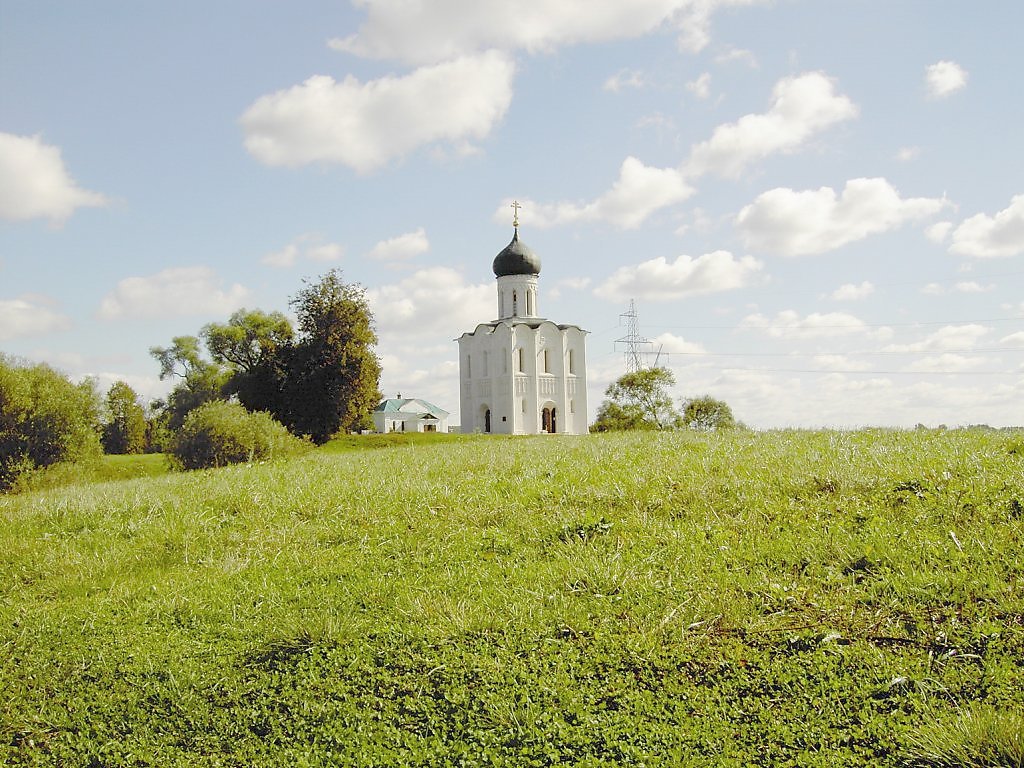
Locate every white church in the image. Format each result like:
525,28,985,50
457,212,589,434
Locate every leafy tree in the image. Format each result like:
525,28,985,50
101,381,147,454
202,309,293,414
281,271,382,443
0,356,101,491
149,336,230,430
170,400,309,471
592,367,681,432
681,395,736,431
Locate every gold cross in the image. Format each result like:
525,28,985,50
511,199,521,228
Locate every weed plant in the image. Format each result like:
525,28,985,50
1,429,1022,766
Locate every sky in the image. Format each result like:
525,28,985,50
2,0,1024,429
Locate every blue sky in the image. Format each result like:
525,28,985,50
2,1,1023,428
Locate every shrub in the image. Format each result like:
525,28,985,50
0,357,101,491
170,401,308,470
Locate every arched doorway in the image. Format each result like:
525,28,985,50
482,406,491,433
541,404,557,434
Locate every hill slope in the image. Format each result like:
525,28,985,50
2,430,1022,766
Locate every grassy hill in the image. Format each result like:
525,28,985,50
1,429,1022,766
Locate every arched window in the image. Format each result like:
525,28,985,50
512,290,518,316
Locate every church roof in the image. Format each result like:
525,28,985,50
492,229,541,277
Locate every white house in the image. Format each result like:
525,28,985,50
457,223,589,434
373,398,449,433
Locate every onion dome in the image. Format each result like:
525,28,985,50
492,229,541,277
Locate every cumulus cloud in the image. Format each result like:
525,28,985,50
241,51,515,173
949,194,1024,257
262,234,345,267
905,353,985,373
0,132,108,224
813,354,873,372
506,157,694,230
926,221,953,243
594,250,762,301
1000,331,1024,348
925,60,968,99
736,178,947,256
98,266,249,320
884,324,991,353
683,71,857,179
686,72,712,99
651,331,706,355
0,296,71,340
368,228,430,262
367,266,492,337
830,281,874,301
604,69,647,92
741,310,878,339
331,0,764,65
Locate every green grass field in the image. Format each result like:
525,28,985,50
1,429,1022,766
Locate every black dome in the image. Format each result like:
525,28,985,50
492,230,541,277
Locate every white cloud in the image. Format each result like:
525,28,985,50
686,72,712,99
684,71,857,179
595,250,762,301
741,310,877,339
509,157,694,230
308,243,345,262
331,0,764,65
949,194,1024,258
813,354,872,372
925,60,968,99
0,132,108,224
715,46,757,67
919,282,990,297
368,228,430,262
905,354,986,373
98,266,249,320
895,146,921,162
367,266,493,338
925,221,953,243
736,178,947,256
241,51,515,173
1000,331,1024,348
604,69,646,92
884,324,991,353
651,331,706,355
262,234,346,267
0,296,71,340
830,281,874,301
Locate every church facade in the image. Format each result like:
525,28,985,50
457,224,589,435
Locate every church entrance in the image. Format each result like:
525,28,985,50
541,405,557,434
483,407,491,433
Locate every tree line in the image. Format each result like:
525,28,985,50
0,271,381,490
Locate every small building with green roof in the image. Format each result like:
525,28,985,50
372,397,450,433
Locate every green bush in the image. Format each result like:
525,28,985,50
0,357,101,491
170,400,308,470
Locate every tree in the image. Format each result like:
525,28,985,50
681,395,736,431
592,367,681,432
149,336,229,430
0,356,101,491
202,309,293,414
101,381,147,454
281,271,382,443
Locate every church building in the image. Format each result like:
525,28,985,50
457,209,589,434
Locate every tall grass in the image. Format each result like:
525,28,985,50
1,428,1021,766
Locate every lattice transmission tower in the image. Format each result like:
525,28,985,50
615,299,653,373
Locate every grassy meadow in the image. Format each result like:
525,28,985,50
1,429,1022,766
